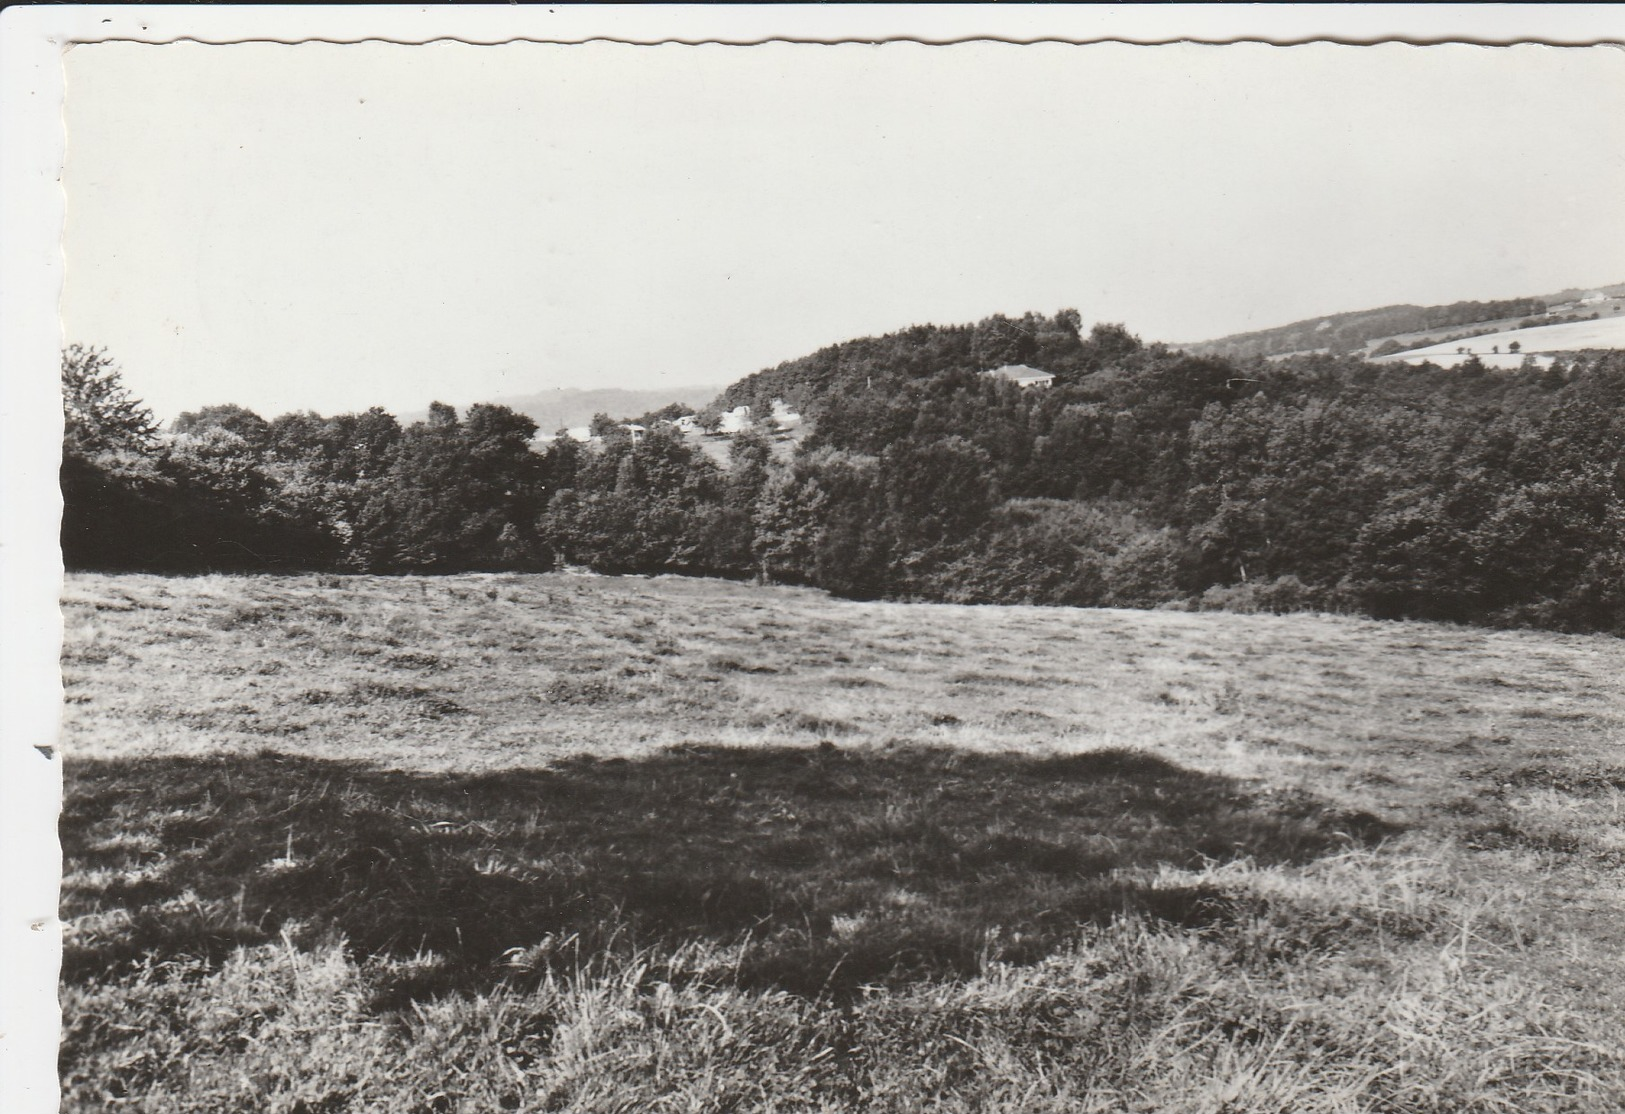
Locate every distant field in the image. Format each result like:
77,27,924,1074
1380,312,1625,367
1358,312,1551,355
59,573,1625,1112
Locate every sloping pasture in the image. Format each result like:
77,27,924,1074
58,573,1625,1112
1381,312,1625,366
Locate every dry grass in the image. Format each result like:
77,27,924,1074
59,572,1625,1112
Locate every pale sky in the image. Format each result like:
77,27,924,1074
62,40,1625,422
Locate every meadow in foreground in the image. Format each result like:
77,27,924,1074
59,572,1625,1112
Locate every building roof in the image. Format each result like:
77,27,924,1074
982,364,1055,383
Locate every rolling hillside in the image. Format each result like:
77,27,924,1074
1178,282,1625,361
1378,312,1625,369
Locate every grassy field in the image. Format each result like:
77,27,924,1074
58,572,1625,1112
1379,312,1625,367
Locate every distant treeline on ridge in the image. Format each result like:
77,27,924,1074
1179,283,1625,361
60,309,1625,635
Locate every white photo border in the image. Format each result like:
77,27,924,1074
5,7,1623,1113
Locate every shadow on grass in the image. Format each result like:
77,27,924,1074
62,743,1398,1000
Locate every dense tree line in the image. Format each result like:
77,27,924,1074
61,319,1625,634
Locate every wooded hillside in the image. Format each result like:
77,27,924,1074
60,313,1625,634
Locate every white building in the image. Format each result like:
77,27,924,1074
981,364,1056,389
770,400,802,428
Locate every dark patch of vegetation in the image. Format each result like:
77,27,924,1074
61,743,1398,1001
1483,761,1625,797
541,676,622,706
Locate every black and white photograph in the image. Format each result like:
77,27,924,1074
6,6,1625,1112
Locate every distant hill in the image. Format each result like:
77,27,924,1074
1376,310,1625,369
1178,281,1625,361
404,385,723,433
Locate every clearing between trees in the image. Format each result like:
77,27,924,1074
59,572,1625,1113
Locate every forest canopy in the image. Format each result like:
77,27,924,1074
59,313,1625,635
